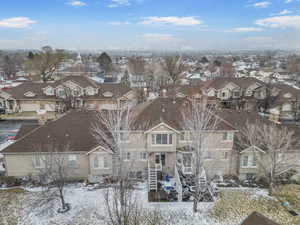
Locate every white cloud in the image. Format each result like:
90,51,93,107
285,0,294,3
271,9,292,16
252,1,271,8
67,0,86,7
228,27,263,32
108,0,130,8
141,16,203,26
256,15,300,29
0,17,36,29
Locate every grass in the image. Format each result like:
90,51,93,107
210,187,300,225
0,188,27,225
273,185,300,214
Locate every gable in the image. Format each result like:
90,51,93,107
63,80,81,89
223,82,240,91
145,122,180,134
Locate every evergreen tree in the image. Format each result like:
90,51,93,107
121,70,130,86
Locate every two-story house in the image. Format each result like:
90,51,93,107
0,76,135,114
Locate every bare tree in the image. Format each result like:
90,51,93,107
181,99,219,213
92,103,133,177
160,55,186,84
237,121,298,195
2,55,17,79
26,46,68,82
33,143,72,213
287,55,300,88
127,56,147,88
103,170,142,225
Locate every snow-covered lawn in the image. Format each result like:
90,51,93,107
1,183,297,225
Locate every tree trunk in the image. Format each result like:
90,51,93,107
59,188,66,209
269,181,275,196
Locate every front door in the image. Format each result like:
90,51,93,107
155,153,166,171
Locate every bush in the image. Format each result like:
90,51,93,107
0,176,22,187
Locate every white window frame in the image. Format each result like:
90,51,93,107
151,133,173,146
124,152,131,161
222,132,233,142
68,155,78,168
140,152,148,161
241,154,258,168
33,155,45,169
93,154,109,169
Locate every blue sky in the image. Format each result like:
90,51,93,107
0,0,300,50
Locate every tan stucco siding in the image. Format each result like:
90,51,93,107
4,153,90,179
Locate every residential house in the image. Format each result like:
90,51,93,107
1,98,237,188
2,98,300,198
0,75,135,113
218,109,300,180
241,211,280,225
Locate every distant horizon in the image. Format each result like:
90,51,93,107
1,0,300,50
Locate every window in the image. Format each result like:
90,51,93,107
241,155,257,168
120,132,129,142
58,89,65,97
103,156,108,168
223,151,228,159
68,155,77,168
94,156,99,168
223,132,233,141
140,152,148,161
180,132,191,141
252,155,257,167
33,155,44,168
222,92,226,97
124,152,131,161
180,132,185,141
233,91,240,97
242,155,248,167
94,155,108,169
151,133,172,145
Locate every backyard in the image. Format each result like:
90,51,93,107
1,183,299,225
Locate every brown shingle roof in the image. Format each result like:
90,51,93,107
15,124,40,140
272,83,300,100
2,110,100,153
51,75,98,88
3,82,55,100
241,211,280,225
131,98,235,131
203,77,264,90
2,76,132,101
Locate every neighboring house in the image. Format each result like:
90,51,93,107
219,109,300,180
268,83,300,121
0,76,135,113
241,211,280,225
163,77,300,121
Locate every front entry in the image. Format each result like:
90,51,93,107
155,153,166,170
